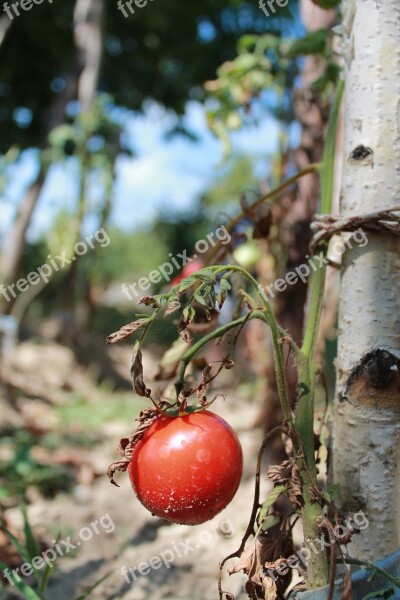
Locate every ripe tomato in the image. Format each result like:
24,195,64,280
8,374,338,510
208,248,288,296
128,410,243,525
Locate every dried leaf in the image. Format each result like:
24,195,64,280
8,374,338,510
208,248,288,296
138,295,161,307
131,345,151,397
267,461,291,484
262,575,278,600
228,543,256,576
107,407,160,486
164,298,181,317
179,328,193,344
288,463,303,508
229,540,279,600
106,319,148,344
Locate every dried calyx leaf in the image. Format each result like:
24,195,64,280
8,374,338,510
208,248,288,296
107,407,160,486
106,318,148,344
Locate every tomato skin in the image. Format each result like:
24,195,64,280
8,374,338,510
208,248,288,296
128,410,243,525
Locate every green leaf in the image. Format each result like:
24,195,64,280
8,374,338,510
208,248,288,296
312,63,341,92
48,124,76,149
0,518,30,563
237,35,258,54
259,484,286,524
325,483,340,501
39,531,62,593
196,270,216,285
0,561,42,600
285,30,328,58
261,515,280,533
178,276,197,293
311,0,340,8
193,292,209,307
22,506,40,563
21,505,43,588
217,277,232,308
74,571,112,600
182,305,196,325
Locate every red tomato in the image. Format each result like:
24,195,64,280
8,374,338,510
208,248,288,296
128,410,243,525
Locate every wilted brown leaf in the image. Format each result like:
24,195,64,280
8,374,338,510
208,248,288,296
228,540,280,600
228,543,256,576
267,461,291,484
107,407,160,486
288,463,303,508
106,319,148,344
164,299,181,317
131,346,151,397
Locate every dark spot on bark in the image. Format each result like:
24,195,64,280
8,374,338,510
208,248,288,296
350,145,373,161
345,349,400,410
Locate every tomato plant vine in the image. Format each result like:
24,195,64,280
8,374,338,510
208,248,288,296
107,81,350,598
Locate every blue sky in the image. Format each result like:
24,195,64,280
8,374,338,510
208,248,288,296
0,99,283,242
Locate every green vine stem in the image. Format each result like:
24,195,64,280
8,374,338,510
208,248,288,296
294,79,345,589
174,310,265,399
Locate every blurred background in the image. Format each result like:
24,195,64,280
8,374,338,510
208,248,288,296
0,0,340,598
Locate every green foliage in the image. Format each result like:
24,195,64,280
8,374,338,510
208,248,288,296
284,29,329,57
310,0,340,8
0,508,111,599
56,391,141,431
206,28,340,151
0,430,71,501
0,0,276,153
258,485,286,531
89,226,170,284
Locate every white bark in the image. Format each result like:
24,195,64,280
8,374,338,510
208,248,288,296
333,0,400,560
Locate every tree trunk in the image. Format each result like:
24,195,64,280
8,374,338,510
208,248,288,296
0,0,104,314
333,0,400,561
